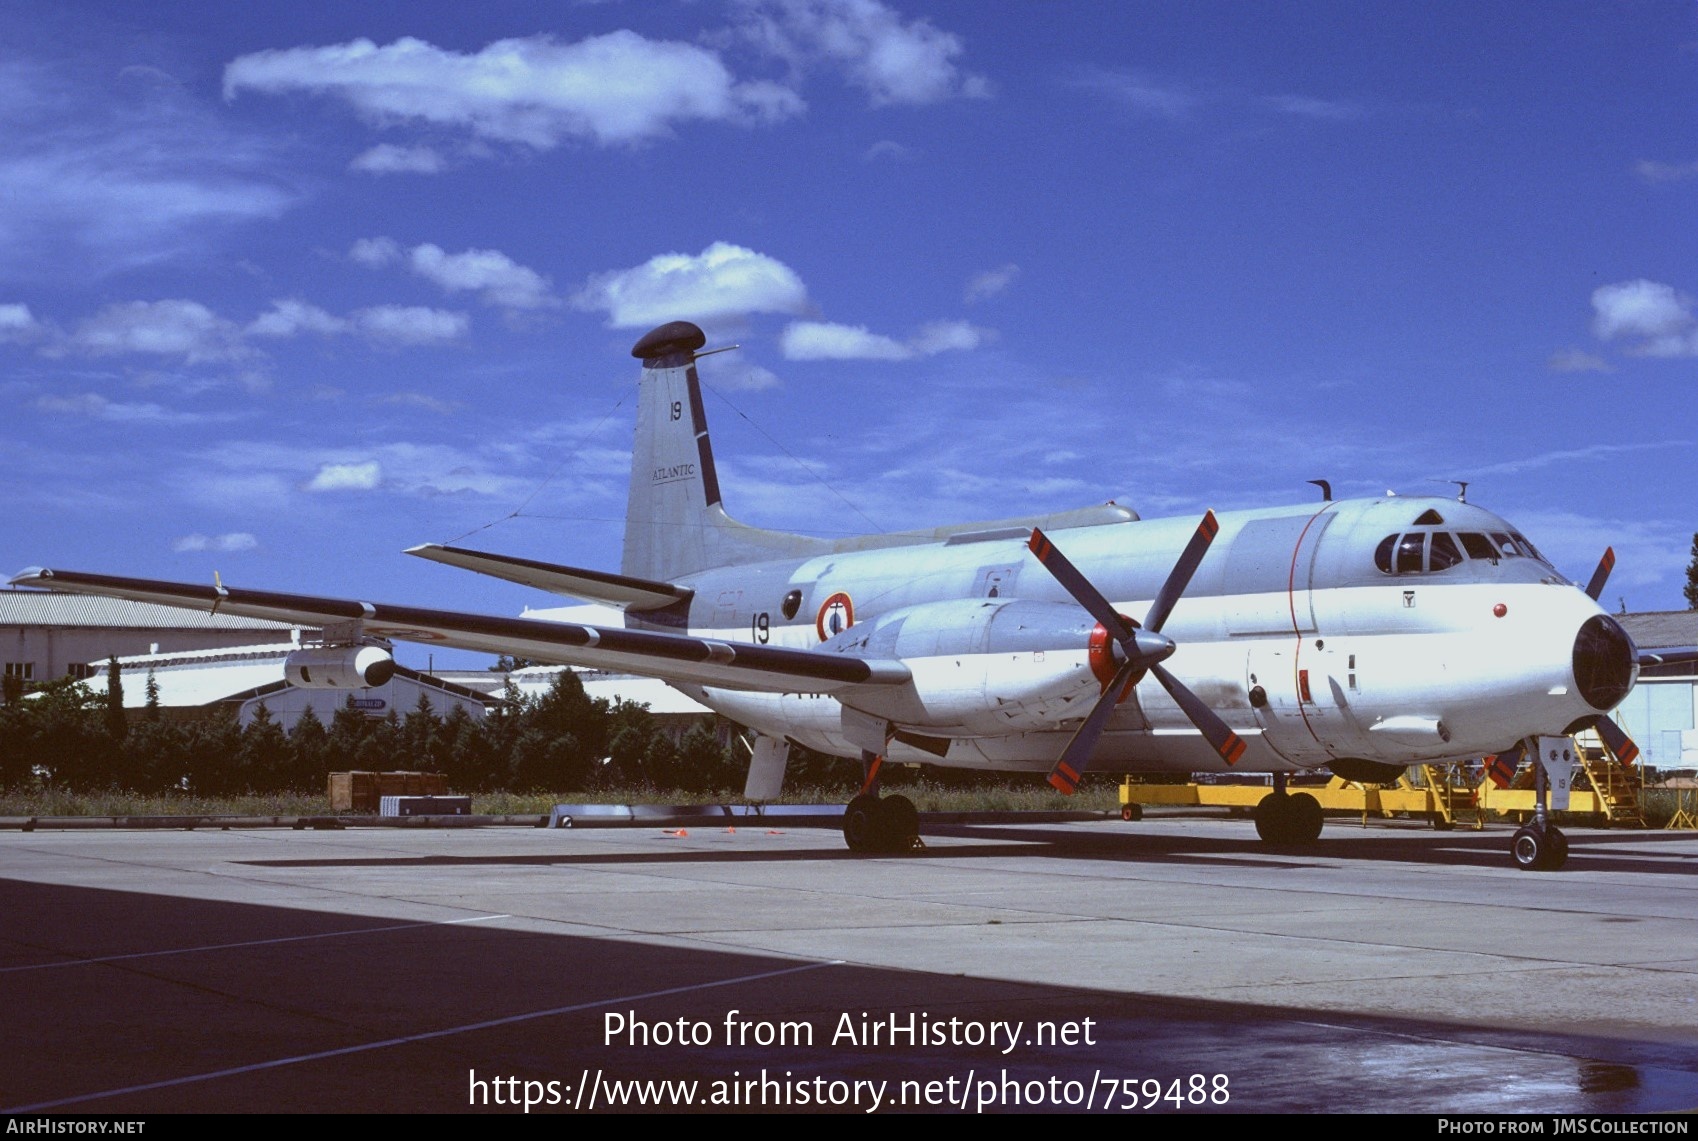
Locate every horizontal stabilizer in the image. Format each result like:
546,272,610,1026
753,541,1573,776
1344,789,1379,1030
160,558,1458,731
406,544,691,611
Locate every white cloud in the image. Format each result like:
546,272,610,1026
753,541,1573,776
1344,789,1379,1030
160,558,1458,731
1262,94,1366,120
408,243,556,309
305,460,382,491
780,318,988,360
173,532,258,553
246,299,348,338
33,393,186,421
1591,279,1698,357
349,236,402,267
376,392,461,414
909,319,986,354
781,320,910,360
964,263,1018,303
1547,349,1612,374
733,0,989,106
576,241,809,327
351,305,470,345
349,143,446,174
0,303,42,344
0,56,295,278
224,32,803,149
698,355,782,391
63,300,247,363
1075,68,1199,119
1634,159,1698,184
863,139,915,162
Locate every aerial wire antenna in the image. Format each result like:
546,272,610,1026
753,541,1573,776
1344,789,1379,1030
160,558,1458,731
437,388,629,546
696,374,887,535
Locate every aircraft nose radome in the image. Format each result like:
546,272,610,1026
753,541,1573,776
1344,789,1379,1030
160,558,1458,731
1573,613,1635,711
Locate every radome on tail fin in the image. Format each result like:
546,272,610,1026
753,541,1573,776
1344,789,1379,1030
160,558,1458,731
623,321,832,582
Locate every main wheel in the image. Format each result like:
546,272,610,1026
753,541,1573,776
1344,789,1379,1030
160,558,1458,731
1121,803,1143,822
843,793,882,853
1254,792,1292,843
1287,792,1324,844
877,795,919,852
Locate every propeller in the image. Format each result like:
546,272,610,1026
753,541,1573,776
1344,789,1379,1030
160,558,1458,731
1577,545,1644,775
1583,547,1615,602
1028,511,1245,794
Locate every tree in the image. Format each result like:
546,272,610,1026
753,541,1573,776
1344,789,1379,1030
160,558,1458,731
1685,532,1698,610
104,657,128,742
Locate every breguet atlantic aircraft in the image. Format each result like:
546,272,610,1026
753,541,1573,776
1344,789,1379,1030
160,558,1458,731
13,321,1670,870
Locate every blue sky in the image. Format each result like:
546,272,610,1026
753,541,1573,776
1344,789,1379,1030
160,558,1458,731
4,1,1695,667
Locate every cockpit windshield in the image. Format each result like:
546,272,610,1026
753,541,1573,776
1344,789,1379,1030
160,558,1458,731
1374,527,1556,576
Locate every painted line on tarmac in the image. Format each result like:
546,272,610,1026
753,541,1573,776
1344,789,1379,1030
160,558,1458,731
1,913,512,974
4,958,843,1113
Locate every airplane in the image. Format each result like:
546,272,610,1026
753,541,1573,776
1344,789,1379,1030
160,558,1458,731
13,319,1687,870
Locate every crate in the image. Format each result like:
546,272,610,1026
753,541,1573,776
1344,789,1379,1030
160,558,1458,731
328,771,448,813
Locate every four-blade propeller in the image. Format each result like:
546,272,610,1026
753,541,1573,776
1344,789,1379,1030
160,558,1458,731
1028,511,1245,793
1577,546,1643,774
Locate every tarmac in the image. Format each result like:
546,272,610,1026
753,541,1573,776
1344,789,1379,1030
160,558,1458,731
4,811,1697,1115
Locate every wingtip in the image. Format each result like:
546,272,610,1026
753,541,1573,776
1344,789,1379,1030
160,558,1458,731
8,566,48,587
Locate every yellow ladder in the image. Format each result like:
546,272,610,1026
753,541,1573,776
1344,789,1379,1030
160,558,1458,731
1577,733,1647,828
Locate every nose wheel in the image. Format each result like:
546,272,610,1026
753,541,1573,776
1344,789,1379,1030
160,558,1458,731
1511,822,1568,870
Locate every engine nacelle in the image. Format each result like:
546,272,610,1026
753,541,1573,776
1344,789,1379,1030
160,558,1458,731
285,645,396,689
821,599,1110,736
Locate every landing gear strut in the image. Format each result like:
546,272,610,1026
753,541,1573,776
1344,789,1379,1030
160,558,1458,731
1253,773,1324,844
1512,738,1568,871
842,752,921,854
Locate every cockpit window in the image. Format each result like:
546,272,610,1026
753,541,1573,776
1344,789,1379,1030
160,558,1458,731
1374,534,1396,573
1458,532,1497,560
1395,532,1426,573
1428,531,1463,571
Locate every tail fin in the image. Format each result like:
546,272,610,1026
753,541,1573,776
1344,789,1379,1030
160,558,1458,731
623,321,829,581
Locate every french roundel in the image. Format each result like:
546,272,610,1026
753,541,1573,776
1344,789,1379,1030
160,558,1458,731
815,591,854,641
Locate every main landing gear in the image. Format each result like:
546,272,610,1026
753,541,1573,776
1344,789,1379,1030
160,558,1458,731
842,752,922,854
1253,774,1324,844
843,792,921,853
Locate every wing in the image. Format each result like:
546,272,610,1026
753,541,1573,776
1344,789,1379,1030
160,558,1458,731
404,544,692,610
8,567,909,695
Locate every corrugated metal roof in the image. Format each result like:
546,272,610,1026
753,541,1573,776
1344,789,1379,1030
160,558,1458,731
0,589,310,631
1619,610,1698,651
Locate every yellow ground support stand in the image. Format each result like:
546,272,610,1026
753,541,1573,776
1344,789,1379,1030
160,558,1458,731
1667,789,1698,831
1118,763,1481,829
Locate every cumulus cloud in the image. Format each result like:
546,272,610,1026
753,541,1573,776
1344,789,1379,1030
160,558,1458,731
576,241,809,327
733,0,989,106
0,303,42,344
349,143,446,174
964,263,1018,303
305,460,382,491
349,236,402,267
351,305,469,346
224,32,803,149
408,243,556,309
698,355,782,391
172,532,258,553
63,299,247,363
246,299,348,338
1591,279,1698,357
780,318,988,360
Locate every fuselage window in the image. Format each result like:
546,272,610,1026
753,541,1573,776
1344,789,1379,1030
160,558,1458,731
1428,531,1463,571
